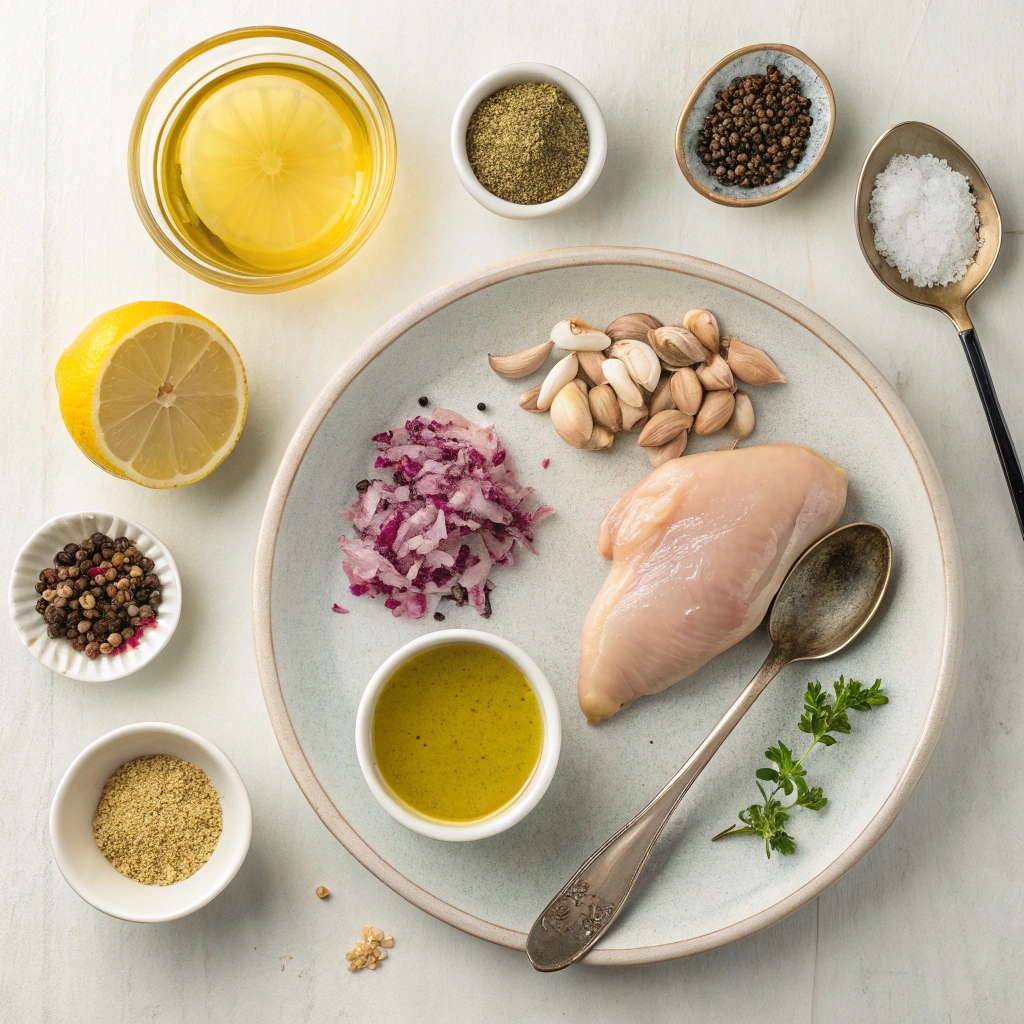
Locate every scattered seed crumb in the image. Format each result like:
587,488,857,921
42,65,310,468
315,885,330,899
433,612,445,622
279,955,293,971
346,926,394,972
476,402,487,411
331,604,349,615
541,458,550,469
417,396,428,407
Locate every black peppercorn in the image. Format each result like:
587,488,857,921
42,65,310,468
476,402,486,411
417,396,428,407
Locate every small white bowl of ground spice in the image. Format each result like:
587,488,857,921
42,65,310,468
49,722,251,922
451,62,607,218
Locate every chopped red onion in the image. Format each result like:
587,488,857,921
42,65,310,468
339,409,553,619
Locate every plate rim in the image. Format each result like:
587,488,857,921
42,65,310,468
252,245,962,966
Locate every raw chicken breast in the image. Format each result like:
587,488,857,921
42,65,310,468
578,444,848,722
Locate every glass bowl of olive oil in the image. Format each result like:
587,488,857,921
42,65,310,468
129,27,397,292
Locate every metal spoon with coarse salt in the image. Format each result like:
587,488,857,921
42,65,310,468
527,522,893,971
855,121,1023,540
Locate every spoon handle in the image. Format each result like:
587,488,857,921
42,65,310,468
960,327,1024,539
526,644,792,972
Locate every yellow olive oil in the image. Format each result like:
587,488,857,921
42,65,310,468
159,64,373,273
372,644,544,823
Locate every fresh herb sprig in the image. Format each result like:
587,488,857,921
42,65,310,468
712,677,888,858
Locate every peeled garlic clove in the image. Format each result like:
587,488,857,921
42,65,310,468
589,383,622,431
584,424,615,450
607,340,661,392
669,367,703,416
647,325,706,369
648,429,688,467
648,376,676,416
725,336,787,385
637,409,693,447
694,389,735,435
537,354,579,411
682,309,720,358
577,349,607,385
550,381,594,448
519,386,544,412
551,318,611,352
620,399,649,431
488,339,554,378
605,312,663,343
602,358,644,407
726,390,755,440
696,353,734,391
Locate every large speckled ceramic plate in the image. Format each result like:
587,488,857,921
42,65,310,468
254,247,961,965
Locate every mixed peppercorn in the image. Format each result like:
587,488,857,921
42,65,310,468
34,533,161,658
697,65,813,188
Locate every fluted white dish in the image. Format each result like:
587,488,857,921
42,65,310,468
9,511,181,681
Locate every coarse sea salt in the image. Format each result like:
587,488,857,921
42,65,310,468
869,153,979,289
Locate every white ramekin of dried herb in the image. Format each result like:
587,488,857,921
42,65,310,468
49,722,252,922
451,62,607,219
8,511,181,681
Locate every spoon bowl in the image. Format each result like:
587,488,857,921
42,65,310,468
770,522,892,660
855,121,1000,331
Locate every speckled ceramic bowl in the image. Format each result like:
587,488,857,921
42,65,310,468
675,44,835,207
8,511,181,681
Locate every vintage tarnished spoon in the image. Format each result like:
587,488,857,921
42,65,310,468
855,121,1022,538
527,522,892,971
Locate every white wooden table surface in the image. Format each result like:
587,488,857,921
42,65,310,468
3,1,1022,1020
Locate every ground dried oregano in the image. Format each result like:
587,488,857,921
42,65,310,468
92,755,223,885
466,82,589,204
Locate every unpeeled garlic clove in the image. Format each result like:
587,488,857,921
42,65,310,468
648,376,676,416
726,390,755,441
683,309,720,359
577,349,608,385
620,399,649,431
537,354,579,411
488,339,554,378
602,358,644,407
696,353,734,391
607,340,662,392
725,336,787,385
647,325,706,369
605,312,663,343
648,429,688,467
584,424,615,450
637,409,693,447
519,386,544,412
551,319,611,352
694,389,735,435
589,383,622,432
550,381,594,448
669,367,703,415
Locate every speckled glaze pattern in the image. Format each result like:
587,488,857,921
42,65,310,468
8,511,181,682
253,247,961,966
676,44,835,207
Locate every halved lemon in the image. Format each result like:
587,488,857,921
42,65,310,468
179,71,361,272
56,302,247,488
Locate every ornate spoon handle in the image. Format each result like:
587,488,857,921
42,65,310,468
526,645,792,971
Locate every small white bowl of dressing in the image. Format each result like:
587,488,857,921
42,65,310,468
355,629,561,841
450,62,607,219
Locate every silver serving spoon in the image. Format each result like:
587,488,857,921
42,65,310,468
855,122,1022,539
527,522,893,971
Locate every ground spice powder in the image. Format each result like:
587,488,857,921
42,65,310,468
466,82,589,205
92,755,223,885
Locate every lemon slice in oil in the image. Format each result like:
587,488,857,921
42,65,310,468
179,72,360,271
